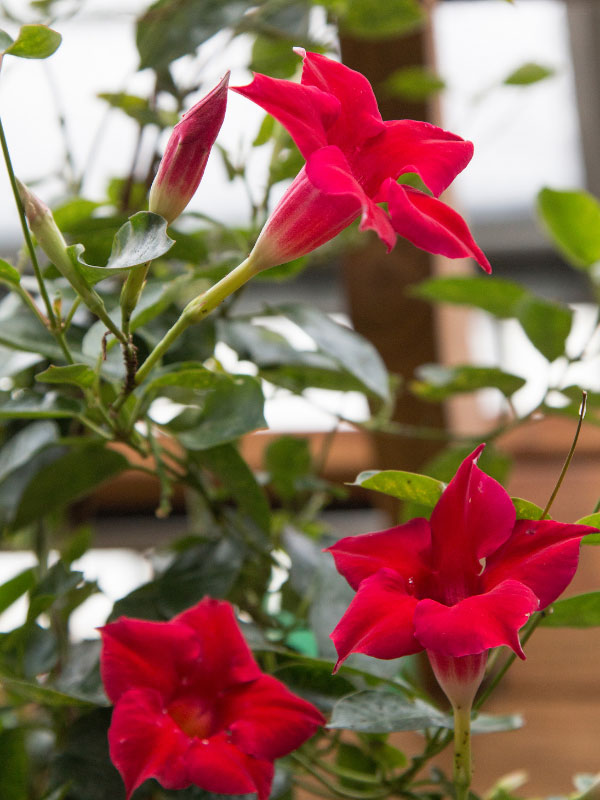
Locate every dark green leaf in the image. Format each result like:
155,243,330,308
538,188,600,269
334,0,425,38
0,421,58,482
413,275,528,319
260,363,370,394
384,66,445,100
352,469,444,506
68,212,174,285
0,728,28,800
0,569,35,615
251,35,301,78
512,497,544,520
577,513,600,544
53,198,102,229
411,364,526,401
274,304,390,400
12,444,128,529
36,363,97,389
194,444,270,532
253,113,275,147
266,436,312,502
542,592,600,627
0,391,82,419
3,24,61,59
515,295,573,361
98,92,178,128
504,62,555,86
0,258,20,285
136,0,253,71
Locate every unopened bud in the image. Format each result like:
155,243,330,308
17,179,70,269
149,72,229,225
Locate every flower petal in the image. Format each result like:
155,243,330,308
222,675,325,760
330,568,422,671
306,146,396,251
298,49,385,147
325,517,432,591
108,688,190,799
414,579,539,659
100,617,201,704
232,73,340,158
384,181,491,272
175,597,262,691
428,444,515,595
358,119,474,198
483,519,595,608
187,733,274,800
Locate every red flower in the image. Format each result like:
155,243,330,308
326,445,593,704
149,73,229,224
100,598,324,799
233,50,489,272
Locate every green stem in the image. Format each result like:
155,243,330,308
134,256,259,386
0,115,56,327
120,261,150,337
452,704,472,800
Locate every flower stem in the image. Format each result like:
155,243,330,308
452,704,472,800
134,256,259,386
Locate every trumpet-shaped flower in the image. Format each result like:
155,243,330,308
233,50,489,272
149,73,229,224
326,445,594,705
100,598,324,799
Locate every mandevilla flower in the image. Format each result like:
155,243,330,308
326,445,595,706
233,49,490,272
100,597,324,799
149,72,229,225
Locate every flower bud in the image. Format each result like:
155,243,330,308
17,179,70,270
148,72,229,225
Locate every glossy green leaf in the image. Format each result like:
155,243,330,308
3,24,61,59
274,304,390,400
577,512,600,544
413,275,528,318
0,569,35,615
515,295,573,362
541,592,600,627
36,363,97,389
68,212,174,285
0,421,58,483
512,497,545,520
0,391,82,419
0,258,20,285
504,62,555,86
12,444,128,529
0,673,98,707
385,66,445,100
334,0,425,38
98,92,178,129
538,188,600,268
0,728,28,800
136,0,253,71
352,469,445,507
411,364,526,401
193,444,270,532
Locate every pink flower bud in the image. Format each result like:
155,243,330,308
149,72,229,225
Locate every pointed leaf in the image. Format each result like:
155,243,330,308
515,295,573,361
0,391,82,419
504,62,554,86
577,513,600,544
0,569,35,615
352,469,445,507
538,188,600,269
328,691,447,733
0,674,99,707
336,0,425,38
0,258,20,285
3,24,61,59
541,592,600,627
0,421,58,482
512,497,545,520
413,275,528,319
411,364,526,401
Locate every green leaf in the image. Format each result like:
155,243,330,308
266,436,312,502
193,444,270,532
515,295,573,362
273,304,390,401
98,92,178,129
0,728,28,800
537,188,600,269
36,363,97,389
0,315,69,360
251,35,301,79
136,0,253,71
0,673,99,707
12,444,128,529
253,113,275,147
334,0,425,39
504,62,555,86
0,421,58,483
0,258,20,285
0,569,35,615
411,364,526,401
0,391,82,419
0,29,13,50
384,66,445,101
68,212,174,285
3,24,61,59
512,497,544,520
541,592,600,627
352,469,444,507
577,512,600,544
413,275,528,319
